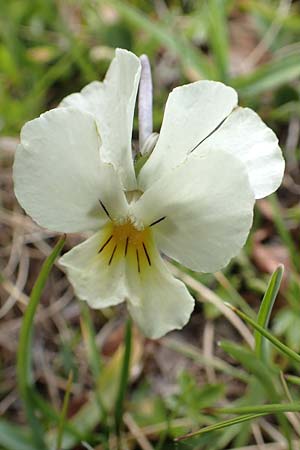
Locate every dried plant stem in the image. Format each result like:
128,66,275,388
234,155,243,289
169,264,254,347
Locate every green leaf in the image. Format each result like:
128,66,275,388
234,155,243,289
0,420,34,450
255,265,284,360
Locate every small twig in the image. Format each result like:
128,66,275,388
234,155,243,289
279,371,300,436
241,0,292,72
285,117,300,172
203,321,217,383
169,264,254,347
0,248,29,318
124,412,155,450
251,422,265,449
138,55,153,151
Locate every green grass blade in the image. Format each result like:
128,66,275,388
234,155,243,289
219,341,279,399
80,303,108,424
114,317,132,437
285,375,300,386
255,265,284,360
164,337,250,382
220,341,293,449
32,391,82,438
175,413,264,441
97,0,214,78
225,303,300,364
56,370,73,450
16,235,66,449
206,0,229,81
213,403,300,415
232,52,300,97
268,194,300,271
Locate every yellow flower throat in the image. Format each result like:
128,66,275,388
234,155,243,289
98,199,166,273
98,220,152,273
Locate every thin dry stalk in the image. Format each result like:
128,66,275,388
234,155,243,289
169,264,254,347
124,412,155,450
203,320,217,383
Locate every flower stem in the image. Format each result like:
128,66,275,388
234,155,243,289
138,54,153,151
114,317,132,439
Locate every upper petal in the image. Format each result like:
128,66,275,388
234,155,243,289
126,246,194,339
60,48,141,190
13,107,129,233
138,80,237,190
60,230,128,308
132,148,255,273
199,107,285,199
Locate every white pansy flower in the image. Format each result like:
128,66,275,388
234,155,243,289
13,49,284,339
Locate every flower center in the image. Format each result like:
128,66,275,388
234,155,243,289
98,219,152,273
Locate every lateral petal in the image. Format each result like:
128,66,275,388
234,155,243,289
13,108,128,233
199,107,285,199
132,148,254,273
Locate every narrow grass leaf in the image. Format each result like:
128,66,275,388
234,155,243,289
219,340,294,443
56,370,73,450
213,403,300,415
232,53,300,97
219,341,279,399
163,337,250,382
285,375,300,386
225,303,300,364
268,194,300,270
255,265,284,360
80,303,107,424
32,391,82,438
97,0,214,79
45,345,126,449
16,235,66,449
175,414,264,441
206,0,229,81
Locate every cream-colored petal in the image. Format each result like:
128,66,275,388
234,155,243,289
61,49,141,190
126,247,194,339
199,107,284,199
138,80,237,190
13,107,128,233
60,231,128,308
132,148,254,273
